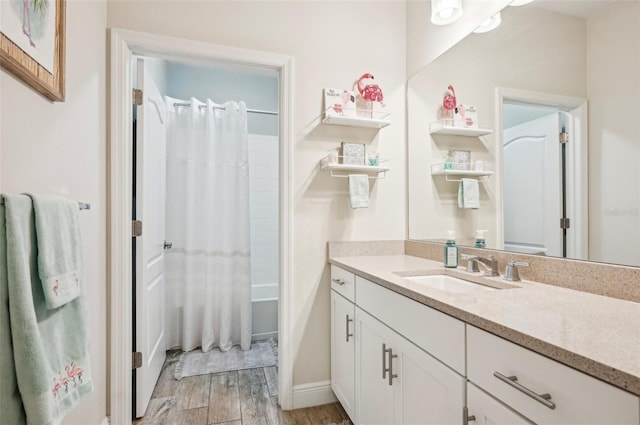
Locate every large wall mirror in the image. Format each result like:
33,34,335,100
407,0,640,267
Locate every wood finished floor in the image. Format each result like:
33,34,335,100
135,350,353,425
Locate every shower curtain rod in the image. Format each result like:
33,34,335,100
172,102,279,116
0,197,90,210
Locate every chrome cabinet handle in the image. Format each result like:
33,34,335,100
494,371,556,410
463,407,476,423
382,344,398,385
345,315,354,342
331,278,345,286
164,241,173,250
382,343,388,379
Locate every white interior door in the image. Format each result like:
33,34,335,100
135,57,167,418
503,113,562,256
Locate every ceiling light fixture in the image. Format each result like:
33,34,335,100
431,0,464,25
473,12,502,33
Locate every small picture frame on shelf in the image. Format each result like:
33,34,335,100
340,142,365,165
451,149,471,170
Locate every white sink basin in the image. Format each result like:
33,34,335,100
404,274,497,293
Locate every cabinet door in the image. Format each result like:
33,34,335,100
392,331,465,425
355,307,396,425
467,383,533,425
331,291,356,420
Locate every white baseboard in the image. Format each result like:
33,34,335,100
100,416,110,425
292,380,337,409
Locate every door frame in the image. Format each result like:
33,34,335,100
109,28,294,424
494,87,588,259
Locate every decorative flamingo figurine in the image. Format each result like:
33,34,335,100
443,85,457,119
357,73,384,118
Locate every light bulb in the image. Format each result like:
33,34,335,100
431,0,464,25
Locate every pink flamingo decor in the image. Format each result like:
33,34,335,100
357,73,384,118
443,85,457,120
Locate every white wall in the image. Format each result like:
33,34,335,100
0,1,107,424
587,1,640,265
164,61,279,136
108,1,407,388
407,5,587,246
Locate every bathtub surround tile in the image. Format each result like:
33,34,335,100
208,372,241,424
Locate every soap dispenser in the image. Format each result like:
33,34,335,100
474,229,488,248
444,230,458,268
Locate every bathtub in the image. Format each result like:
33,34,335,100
251,283,278,341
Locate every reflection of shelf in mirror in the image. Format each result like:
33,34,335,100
429,119,492,136
323,107,391,129
431,163,493,182
321,158,390,179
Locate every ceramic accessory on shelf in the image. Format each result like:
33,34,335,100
367,152,380,166
357,73,384,119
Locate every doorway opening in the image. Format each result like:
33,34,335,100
109,28,294,425
496,88,588,260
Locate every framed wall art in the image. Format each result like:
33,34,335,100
0,0,66,101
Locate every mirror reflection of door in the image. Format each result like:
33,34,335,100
503,107,562,256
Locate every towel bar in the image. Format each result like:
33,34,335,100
0,197,90,210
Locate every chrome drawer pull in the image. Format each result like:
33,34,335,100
382,343,388,379
494,371,556,410
331,278,345,286
345,315,354,342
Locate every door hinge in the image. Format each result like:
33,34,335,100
560,218,571,229
132,220,142,237
559,131,569,144
133,89,143,106
132,351,143,369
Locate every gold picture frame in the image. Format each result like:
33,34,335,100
0,0,66,101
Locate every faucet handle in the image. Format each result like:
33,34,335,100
504,261,529,282
461,254,480,272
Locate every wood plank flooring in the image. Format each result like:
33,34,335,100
135,351,352,425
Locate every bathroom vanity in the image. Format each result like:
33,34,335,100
328,248,640,425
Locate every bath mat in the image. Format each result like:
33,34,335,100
174,338,278,379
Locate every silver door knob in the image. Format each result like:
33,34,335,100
164,241,173,250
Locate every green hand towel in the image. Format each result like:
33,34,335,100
0,204,28,424
28,195,83,309
3,194,93,425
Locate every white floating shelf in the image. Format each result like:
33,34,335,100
429,119,492,137
323,115,391,129
431,169,494,178
322,163,390,173
431,163,493,181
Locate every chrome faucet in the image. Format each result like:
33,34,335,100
465,255,500,277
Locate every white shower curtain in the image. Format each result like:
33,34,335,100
164,96,252,352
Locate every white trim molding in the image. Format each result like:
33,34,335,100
109,28,294,424
292,381,338,410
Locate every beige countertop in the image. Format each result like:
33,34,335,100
329,254,640,397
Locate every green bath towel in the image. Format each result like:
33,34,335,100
29,195,83,309
0,205,28,424
3,194,93,425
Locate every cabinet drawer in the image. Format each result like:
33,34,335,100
331,265,355,302
467,326,640,425
356,276,465,374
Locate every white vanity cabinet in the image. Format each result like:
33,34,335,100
330,265,357,421
467,326,640,425
331,290,356,420
355,307,464,425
